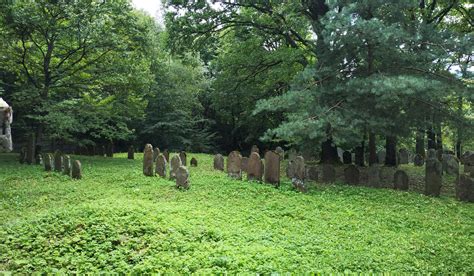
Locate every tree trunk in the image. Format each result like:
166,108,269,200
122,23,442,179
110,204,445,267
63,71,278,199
415,129,425,157
385,136,397,166
355,141,365,166
368,132,377,165
435,121,443,150
320,138,339,164
427,127,436,150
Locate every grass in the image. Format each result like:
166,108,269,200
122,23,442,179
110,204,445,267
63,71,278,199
0,152,473,273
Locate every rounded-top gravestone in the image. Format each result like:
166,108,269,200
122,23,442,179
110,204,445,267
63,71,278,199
190,157,198,167
155,154,167,177
247,152,263,182
264,151,280,187
227,151,242,180
143,144,154,176
176,166,190,189
213,154,224,171
170,155,182,180
425,149,442,197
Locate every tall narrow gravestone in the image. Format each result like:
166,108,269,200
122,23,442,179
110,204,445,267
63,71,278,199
54,151,62,172
143,144,154,176
63,155,71,176
368,166,381,187
170,155,182,180
153,147,160,162
398,148,409,164
264,151,280,187
456,174,473,202
213,154,224,171
128,146,134,160
247,152,263,182
19,147,26,164
291,156,306,192
44,153,53,171
163,149,170,162
227,151,242,180
72,160,82,179
241,157,249,173
425,149,442,197
155,154,167,177
179,151,187,166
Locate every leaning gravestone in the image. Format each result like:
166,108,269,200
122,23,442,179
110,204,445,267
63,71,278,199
305,166,318,181
153,147,160,162
213,154,224,171
368,166,381,187
322,164,336,183
155,154,167,177
393,170,409,190
344,165,359,185
343,151,352,164
377,150,386,164
456,174,473,202
190,157,198,167
72,160,82,179
179,151,187,166
398,148,409,164
414,154,424,166
227,151,242,180
143,144,154,176
275,146,284,161
54,151,62,172
292,156,307,192
247,152,263,182
26,133,35,165
63,155,71,176
241,157,249,172
264,151,280,187
128,146,134,160
163,149,170,162
442,154,459,175
19,147,26,164
44,153,53,171
176,166,190,189
251,145,259,154
425,149,442,197
170,155,182,180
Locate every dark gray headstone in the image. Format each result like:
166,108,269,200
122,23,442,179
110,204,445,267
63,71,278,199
292,156,306,192
344,165,359,185
155,154,167,177
176,166,190,189
163,149,170,162
456,174,473,202
54,151,62,172
143,144,154,176
170,155,182,180
247,152,263,182
213,154,224,171
393,170,409,190
128,146,134,160
72,160,82,179
305,166,318,181
322,164,336,183
190,157,197,167
179,151,187,166
398,148,409,164
368,165,381,187
264,151,280,187
414,154,424,166
63,155,71,176
227,151,242,180
286,160,295,179
153,147,160,162
44,153,53,171
241,157,249,172
19,147,26,164
425,149,442,197
442,154,459,175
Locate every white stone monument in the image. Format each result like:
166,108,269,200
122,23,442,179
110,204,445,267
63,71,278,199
0,98,13,152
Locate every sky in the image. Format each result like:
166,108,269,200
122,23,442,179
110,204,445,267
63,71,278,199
131,0,164,24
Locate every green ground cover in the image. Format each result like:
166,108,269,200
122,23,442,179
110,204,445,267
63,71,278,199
0,153,473,273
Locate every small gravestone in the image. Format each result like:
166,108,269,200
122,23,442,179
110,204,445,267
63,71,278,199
153,147,160,162
155,154,167,177
227,151,242,180
343,151,352,164
442,154,459,175
322,164,336,183
425,149,442,197
305,166,318,181
393,170,409,190
286,160,295,179
72,160,82,179
398,148,409,164
36,154,43,165
54,151,62,172
292,156,306,192
44,153,53,171
190,157,197,167
414,154,424,166
241,157,249,172
456,174,473,202
264,151,280,187
26,133,35,165
170,155,182,180
213,154,224,171
344,165,359,185
179,151,187,166
176,166,190,189
251,145,259,154
377,150,386,164
106,142,113,157
128,146,134,160
275,146,284,161
368,166,381,187
247,152,263,182
19,147,26,164
143,144,154,176
163,149,170,162
63,155,71,176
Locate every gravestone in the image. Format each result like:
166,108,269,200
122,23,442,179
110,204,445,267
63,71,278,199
36,154,43,165
287,149,297,162
377,150,386,164
153,147,160,162
106,142,113,157
342,151,352,164
155,154,167,177
170,155,182,180
344,165,359,185
241,157,249,172
44,153,53,171
436,149,443,162
292,156,306,192
72,160,82,179
163,149,170,162
275,146,284,161
251,145,259,154
456,174,473,202
425,149,442,197
213,154,224,171
286,159,295,179
143,144,154,176
337,147,344,163
227,151,242,180
264,151,280,187
414,154,424,166
63,155,71,176
322,164,336,183
368,166,381,187
247,152,263,182
179,151,187,166
19,147,27,164
176,166,190,189
305,166,318,182
190,157,198,167
393,170,409,190
128,146,134,160
398,148,409,164
54,151,62,172
442,154,459,175
26,133,35,165
463,152,474,174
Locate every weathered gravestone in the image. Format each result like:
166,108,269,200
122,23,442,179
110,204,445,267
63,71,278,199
344,165,359,185
461,152,474,174
247,152,263,182
44,153,53,171
264,151,280,187
306,166,318,182
456,174,473,202
292,156,307,192
398,148,409,164
287,149,297,162
19,147,26,164
155,154,167,177
251,145,259,154
36,154,43,165
143,144,154,176
179,151,187,166
442,154,459,175
275,146,284,161
54,151,62,172
170,155,182,180
343,151,352,164
241,157,249,172
63,155,71,176
190,157,198,167
128,146,134,160
425,149,442,197
227,151,242,180
286,159,295,179
72,160,82,179
377,150,386,164
26,133,35,165
153,147,160,162
176,166,190,189
213,154,224,171
414,154,424,166
163,149,170,162
322,164,336,183
368,166,381,187
393,170,409,190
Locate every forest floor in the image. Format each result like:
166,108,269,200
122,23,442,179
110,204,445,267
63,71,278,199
0,153,473,273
